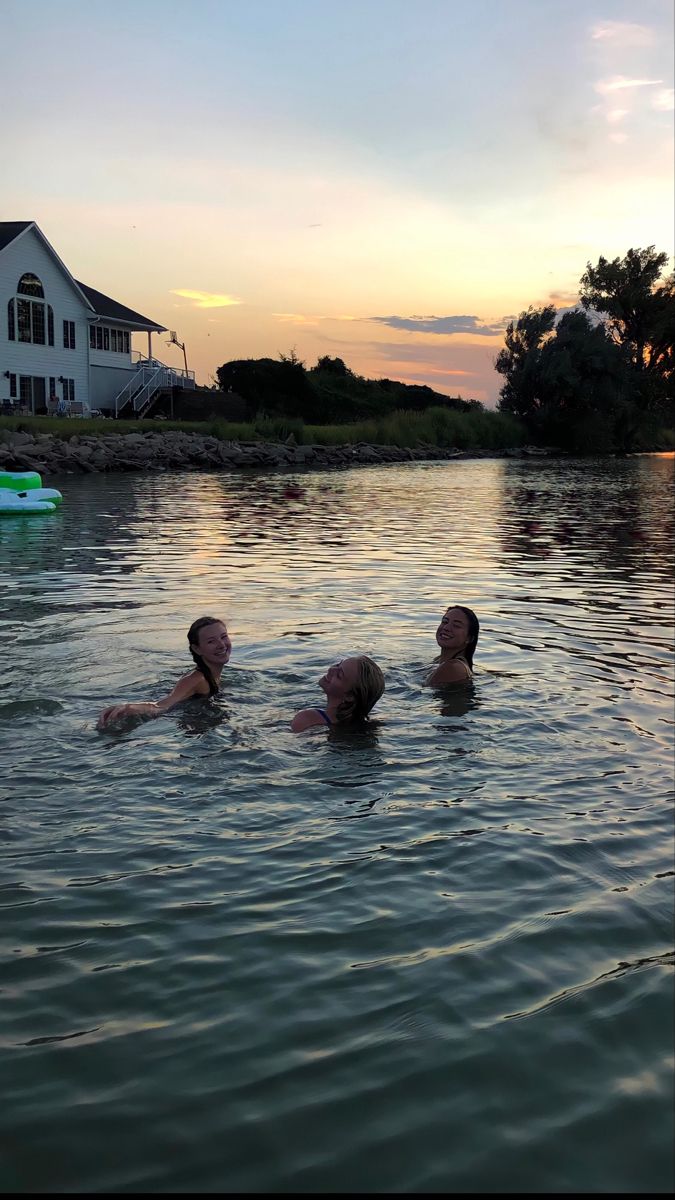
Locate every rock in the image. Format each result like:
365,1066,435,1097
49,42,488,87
6,431,34,447
7,455,47,472
0,426,545,475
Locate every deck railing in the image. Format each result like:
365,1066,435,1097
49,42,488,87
113,358,196,417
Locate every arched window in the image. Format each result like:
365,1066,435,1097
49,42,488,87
17,273,45,298
9,275,54,346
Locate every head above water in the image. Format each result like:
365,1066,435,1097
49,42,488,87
436,605,480,669
187,617,231,695
320,654,385,721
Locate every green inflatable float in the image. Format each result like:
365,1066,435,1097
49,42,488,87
0,471,64,515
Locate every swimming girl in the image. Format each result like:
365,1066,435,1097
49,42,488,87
97,616,231,729
291,655,385,732
425,605,479,687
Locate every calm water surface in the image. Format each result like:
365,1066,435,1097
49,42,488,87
1,456,673,1194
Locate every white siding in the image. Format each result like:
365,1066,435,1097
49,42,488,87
0,227,91,410
90,363,136,410
90,348,132,369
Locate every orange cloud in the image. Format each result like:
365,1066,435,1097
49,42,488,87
395,364,473,377
272,312,359,325
171,289,243,308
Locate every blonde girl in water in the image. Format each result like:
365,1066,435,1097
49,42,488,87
292,654,385,732
97,616,232,729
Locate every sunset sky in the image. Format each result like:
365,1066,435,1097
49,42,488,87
4,0,673,405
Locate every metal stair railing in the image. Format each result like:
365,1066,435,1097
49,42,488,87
114,361,196,416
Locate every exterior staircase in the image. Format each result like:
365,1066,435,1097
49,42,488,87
113,358,195,418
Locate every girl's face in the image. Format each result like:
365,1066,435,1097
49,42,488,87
436,607,470,654
319,657,360,700
193,621,232,665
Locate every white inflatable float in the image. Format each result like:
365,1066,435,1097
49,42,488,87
0,471,63,515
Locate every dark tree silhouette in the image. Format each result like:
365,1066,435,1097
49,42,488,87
497,247,674,449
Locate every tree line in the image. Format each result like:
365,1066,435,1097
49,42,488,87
495,247,674,452
215,353,481,424
214,245,673,451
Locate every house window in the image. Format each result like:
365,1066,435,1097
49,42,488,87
9,374,17,397
89,324,132,354
63,319,76,349
17,298,32,342
9,275,53,345
62,378,75,405
20,376,33,408
18,376,46,412
32,304,46,344
17,273,44,298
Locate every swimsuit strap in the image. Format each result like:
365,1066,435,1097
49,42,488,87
314,708,332,726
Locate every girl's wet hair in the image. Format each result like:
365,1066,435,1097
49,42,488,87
453,605,480,669
187,616,223,697
336,655,385,722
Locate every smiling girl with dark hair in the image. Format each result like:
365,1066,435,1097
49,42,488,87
425,605,479,687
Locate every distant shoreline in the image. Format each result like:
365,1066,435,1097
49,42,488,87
0,428,562,478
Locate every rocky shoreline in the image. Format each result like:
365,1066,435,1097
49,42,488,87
0,428,555,477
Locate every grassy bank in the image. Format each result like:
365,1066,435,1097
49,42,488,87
0,406,527,450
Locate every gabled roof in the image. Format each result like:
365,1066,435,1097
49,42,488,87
0,220,34,253
0,220,166,332
76,281,166,332
0,220,93,307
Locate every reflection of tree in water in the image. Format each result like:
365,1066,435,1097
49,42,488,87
184,471,355,546
164,466,481,555
498,457,673,576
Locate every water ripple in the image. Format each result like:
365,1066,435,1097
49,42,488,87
1,457,673,1193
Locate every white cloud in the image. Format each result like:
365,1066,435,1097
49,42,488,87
609,132,629,144
652,88,675,112
591,22,655,48
595,76,662,95
606,108,629,124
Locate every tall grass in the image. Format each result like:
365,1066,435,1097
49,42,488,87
0,408,526,449
302,408,527,449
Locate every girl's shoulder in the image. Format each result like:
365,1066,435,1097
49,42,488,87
184,667,213,697
291,707,332,732
425,657,472,687
159,668,212,709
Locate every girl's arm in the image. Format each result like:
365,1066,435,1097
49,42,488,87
97,671,207,729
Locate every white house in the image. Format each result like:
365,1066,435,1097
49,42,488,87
0,221,194,417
